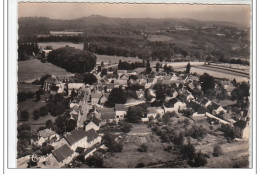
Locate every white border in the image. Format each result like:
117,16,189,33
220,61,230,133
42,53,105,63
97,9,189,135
3,0,258,174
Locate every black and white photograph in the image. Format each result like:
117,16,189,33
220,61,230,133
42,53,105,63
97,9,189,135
14,2,253,169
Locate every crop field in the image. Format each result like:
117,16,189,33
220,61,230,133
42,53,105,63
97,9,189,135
177,66,249,83
38,42,84,50
147,35,174,42
18,59,72,82
96,54,143,64
103,124,177,168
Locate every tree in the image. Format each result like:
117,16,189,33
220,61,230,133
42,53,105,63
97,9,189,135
101,68,107,77
66,119,77,132
33,109,40,120
17,124,31,132
213,144,223,157
47,47,97,73
102,132,123,152
106,88,127,107
39,106,49,117
187,124,207,139
156,62,160,72
50,102,65,116
83,73,97,85
18,92,28,102
181,142,195,160
45,120,54,129
20,110,29,121
41,145,54,155
35,91,41,102
55,115,66,134
199,73,215,94
186,63,191,73
85,153,104,168
126,106,144,123
189,151,208,167
138,144,148,152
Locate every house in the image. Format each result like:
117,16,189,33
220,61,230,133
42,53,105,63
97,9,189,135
183,92,194,102
207,102,227,115
200,98,212,107
43,76,64,93
37,129,60,146
145,78,157,89
100,112,116,125
106,84,114,92
115,104,127,119
90,93,102,105
96,107,115,113
85,128,101,147
147,108,158,119
67,83,85,96
226,86,236,96
136,90,144,99
99,93,110,105
233,120,250,139
236,110,250,121
85,116,101,132
45,144,77,168
193,106,207,117
63,128,89,151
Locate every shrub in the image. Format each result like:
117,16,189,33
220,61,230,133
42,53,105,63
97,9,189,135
138,144,148,152
33,110,40,120
187,124,207,139
39,106,49,116
18,92,27,102
17,124,31,132
188,151,208,167
136,163,145,168
85,154,104,168
20,110,29,121
50,102,65,116
41,145,54,156
213,144,223,157
180,143,195,160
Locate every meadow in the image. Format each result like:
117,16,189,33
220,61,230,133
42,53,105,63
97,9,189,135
38,42,84,50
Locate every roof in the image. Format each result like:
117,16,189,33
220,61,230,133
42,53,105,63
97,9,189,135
91,93,102,99
147,78,155,83
187,101,201,112
106,74,117,79
86,129,99,143
101,112,116,120
38,129,56,138
52,144,74,162
50,85,59,92
64,128,88,146
197,106,207,114
97,107,115,113
226,86,236,92
68,83,85,90
115,104,126,111
147,107,157,114
136,91,144,96
91,116,101,127
209,102,221,110
200,98,210,105
106,84,114,89
234,120,247,129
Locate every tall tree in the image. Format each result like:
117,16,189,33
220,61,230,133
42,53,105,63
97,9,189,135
186,63,191,73
199,73,215,94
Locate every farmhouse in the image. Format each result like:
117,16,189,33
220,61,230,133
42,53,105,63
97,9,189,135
45,144,76,168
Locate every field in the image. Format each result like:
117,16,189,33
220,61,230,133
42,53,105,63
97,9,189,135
103,124,178,168
147,35,174,42
177,66,249,82
96,54,143,64
38,42,84,50
18,59,72,82
18,83,40,93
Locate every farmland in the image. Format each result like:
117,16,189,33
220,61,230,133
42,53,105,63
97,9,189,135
147,35,174,42
96,54,142,64
18,59,72,82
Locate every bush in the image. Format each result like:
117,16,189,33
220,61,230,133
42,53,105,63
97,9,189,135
119,122,132,133
136,163,145,168
180,143,195,160
187,124,207,139
20,110,29,121
18,92,28,102
17,124,31,132
33,110,40,120
213,144,223,157
39,106,49,117
188,151,208,167
138,144,148,152
41,145,54,156
85,154,104,168
102,132,123,152
50,102,65,116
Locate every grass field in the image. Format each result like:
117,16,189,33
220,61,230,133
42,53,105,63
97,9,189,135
18,59,72,82
103,124,177,168
38,42,84,50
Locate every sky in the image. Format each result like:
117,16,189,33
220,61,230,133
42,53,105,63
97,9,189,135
18,3,251,26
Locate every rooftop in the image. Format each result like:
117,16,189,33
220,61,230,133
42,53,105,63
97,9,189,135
52,144,74,162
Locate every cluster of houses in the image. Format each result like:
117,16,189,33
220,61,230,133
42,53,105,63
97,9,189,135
26,62,250,168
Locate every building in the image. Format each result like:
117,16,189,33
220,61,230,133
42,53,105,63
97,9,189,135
85,129,101,147
147,108,158,119
115,104,127,119
233,120,250,139
99,93,110,105
100,112,116,125
63,128,89,151
45,144,76,168
37,129,60,146
85,116,101,132
90,93,102,105
67,83,85,96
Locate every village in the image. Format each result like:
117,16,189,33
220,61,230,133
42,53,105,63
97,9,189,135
17,52,250,168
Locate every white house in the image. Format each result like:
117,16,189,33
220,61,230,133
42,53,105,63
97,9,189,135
85,117,101,132
115,104,127,120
